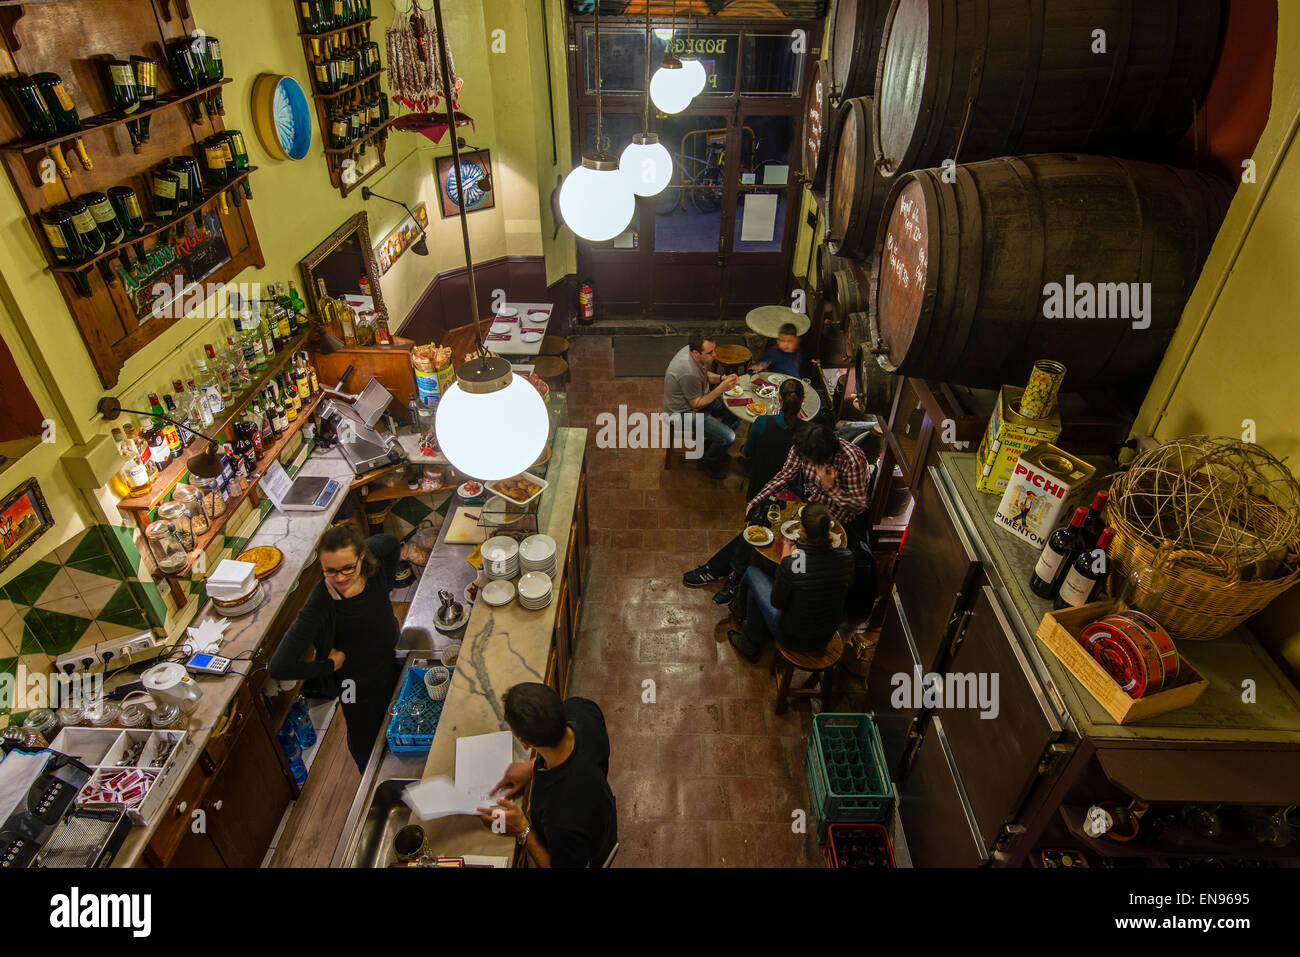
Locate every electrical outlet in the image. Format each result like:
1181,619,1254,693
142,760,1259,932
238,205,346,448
53,632,161,676
54,648,101,676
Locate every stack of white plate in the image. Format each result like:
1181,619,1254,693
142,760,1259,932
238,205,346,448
517,571,553,610
482,536,520,581
519,534,557,577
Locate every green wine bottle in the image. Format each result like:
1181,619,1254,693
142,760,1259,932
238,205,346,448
2,75,58,137
60,199,106,258
108,185,146,233
80,191,125,247
205,37,225,115
38,206,85,263
130,57,158,149
152,167,180,220
164,39,204,122
32,73,93,170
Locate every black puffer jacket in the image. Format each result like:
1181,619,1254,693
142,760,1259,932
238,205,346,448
770,541,854,652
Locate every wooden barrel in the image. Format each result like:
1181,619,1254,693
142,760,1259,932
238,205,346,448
831,262,870,330
870,154,1235,390
856,344,897,414
817,242,839,298
804,60,834,190
873,0,1224,177
844,309,872,360
828,0,891,100
828,97,894,261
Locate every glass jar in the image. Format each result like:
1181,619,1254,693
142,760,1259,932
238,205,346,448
86,700,120,728
22,708,59,742
0,726,47,749
56,705,86,728
193,475,228,521
158,501,195,550
150,703,182,729
145,519,189,573
171,484,211,536
119,703,151,728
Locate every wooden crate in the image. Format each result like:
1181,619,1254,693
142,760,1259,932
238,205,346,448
1036,600,1208,724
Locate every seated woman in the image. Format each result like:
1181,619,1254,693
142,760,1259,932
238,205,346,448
727,504,854,664
744,378,805,500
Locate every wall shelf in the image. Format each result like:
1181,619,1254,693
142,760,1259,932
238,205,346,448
323,117,396,155
297,16,376,41
315,69,384,101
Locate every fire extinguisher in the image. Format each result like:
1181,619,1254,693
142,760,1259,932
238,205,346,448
578,279,595,326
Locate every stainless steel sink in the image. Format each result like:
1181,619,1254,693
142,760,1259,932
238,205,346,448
341,778,416,868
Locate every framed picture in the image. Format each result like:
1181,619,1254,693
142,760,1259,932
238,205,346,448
436,150,495,218
0,479,54,573
375,202,429,276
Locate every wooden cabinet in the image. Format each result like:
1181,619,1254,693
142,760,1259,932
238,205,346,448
310,338,417,417
551,577,572,697
202,712,296,868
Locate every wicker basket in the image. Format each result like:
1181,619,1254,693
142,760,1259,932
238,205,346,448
1107,510,1300,640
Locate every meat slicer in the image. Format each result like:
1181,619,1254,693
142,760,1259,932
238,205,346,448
318,369,407,476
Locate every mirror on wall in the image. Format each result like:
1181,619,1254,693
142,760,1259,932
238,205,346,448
298,212,389,327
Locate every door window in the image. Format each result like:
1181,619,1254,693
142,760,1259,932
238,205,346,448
731,115,796,252
654,113,729,253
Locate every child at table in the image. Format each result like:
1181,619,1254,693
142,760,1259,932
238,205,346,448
749,322,804,378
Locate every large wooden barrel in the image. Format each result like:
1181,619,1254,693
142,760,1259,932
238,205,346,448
804,60,834,190
856,343,897,414
817,242,839,298
828,0,891,101
873,0,1224,177
871,154,1235,390
828,97,893,260
831,261,870,330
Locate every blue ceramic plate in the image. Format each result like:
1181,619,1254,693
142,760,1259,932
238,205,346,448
272,76,312,161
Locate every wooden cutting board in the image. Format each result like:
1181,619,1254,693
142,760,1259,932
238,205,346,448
444,507,487,544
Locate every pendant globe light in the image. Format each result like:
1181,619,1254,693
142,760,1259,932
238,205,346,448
677,16,708,97
559,0,634,241
619,5,672,197
650,0,697,114
430,0,547,481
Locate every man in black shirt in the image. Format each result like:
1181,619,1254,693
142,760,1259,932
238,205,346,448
479,683,618,868
268,525,402,772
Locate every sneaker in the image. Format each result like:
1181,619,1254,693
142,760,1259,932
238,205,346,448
728,629,761,665
712,574,740,605
683,565,723,587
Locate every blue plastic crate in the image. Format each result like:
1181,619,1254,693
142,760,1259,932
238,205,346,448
385,665,454,753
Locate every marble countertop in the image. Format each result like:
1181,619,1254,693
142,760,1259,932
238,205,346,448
112,446,356,866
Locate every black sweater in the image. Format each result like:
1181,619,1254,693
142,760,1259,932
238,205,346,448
770,541,854,652
268,534,401,688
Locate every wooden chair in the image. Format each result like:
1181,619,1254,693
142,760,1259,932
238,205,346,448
539,336,571,384
770,631,844,714
532,355,568,392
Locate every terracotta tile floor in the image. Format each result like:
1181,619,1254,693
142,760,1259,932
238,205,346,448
564,335,867,868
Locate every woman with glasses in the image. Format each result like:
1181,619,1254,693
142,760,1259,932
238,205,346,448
269,524,402,771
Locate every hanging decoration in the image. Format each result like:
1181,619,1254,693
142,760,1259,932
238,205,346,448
387,8,463,113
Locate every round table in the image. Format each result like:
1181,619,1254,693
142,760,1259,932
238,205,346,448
744,500,846,565
746,304,811,338
724,372,822,424
713,343,753,375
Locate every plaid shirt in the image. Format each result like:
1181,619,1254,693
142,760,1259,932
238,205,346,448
748,438,870,525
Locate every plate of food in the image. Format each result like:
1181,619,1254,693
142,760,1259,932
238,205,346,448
757,385,778,400
743,525,774,547
236,545,283,579
746,401,767,416
766,373,789,385
726,386,745,397
781,520,802,541
457,480,484,501
486,471,548,506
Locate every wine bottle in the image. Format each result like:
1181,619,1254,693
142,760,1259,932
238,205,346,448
130,57,158,148
108,185,146,234
202,136,230,186
204,37,225,114
32,72,93,170
80,191,124,248
3,75,58,137
300,0,319,33
164,39,205,122
1055,528,1115,610
1080,490,1110,551
152,167,180,220
1030,506,1087,599
60,199,106,258
103,59,143,150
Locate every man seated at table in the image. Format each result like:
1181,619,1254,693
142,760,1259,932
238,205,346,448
682,422,869,603
663,332,741,480
727,504,855,664
749,322,805,378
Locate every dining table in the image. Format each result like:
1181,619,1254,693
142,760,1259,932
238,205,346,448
482,301,554,357
723,371,823,424
744,499,847,566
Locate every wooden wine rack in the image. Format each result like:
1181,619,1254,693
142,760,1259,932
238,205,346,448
0,0,264,389
290,9,392,198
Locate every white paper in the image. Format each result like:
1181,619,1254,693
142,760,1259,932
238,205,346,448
762,164,790,186
740,172,756,185
613,231,635,249
257,461,293,511
402,776,491,820
0,749,51,818
455,730,513,805
740,193,779,242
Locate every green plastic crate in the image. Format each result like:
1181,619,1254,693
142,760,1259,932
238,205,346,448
804,713,894,840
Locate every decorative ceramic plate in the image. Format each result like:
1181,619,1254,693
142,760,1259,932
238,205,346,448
252,73,312,161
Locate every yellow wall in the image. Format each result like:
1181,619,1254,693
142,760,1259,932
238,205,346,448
1133,5,1300,671
0,0,573,585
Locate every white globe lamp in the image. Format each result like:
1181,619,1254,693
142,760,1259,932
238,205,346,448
650,56,695,114
679,57,707,97
559,155,635,242
435,359,549,481
619,133,673,197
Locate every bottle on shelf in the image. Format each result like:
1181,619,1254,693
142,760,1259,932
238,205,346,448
1054,528,1115,610
203,344,232,403
300,351,319,395
177,378,209,435
151,166,181,221
293,354,311,401
282,373,299,422
112,427,151,496
1029,506,1088,600
103,59,143,150
163,38,206,122
233,314,257,374
148,392,183,457
257,391,277,443
267,387,288,434
121,422,157,480
162,393,191,446
38,206,85,265
143,421,170,470
107,186,146,234
204,37,225,115
1080,490,1110,551
59,199,106,260
79,191,124,249
130,57,157,148
275,283,294,341
31,72,93,170
195,358,223,416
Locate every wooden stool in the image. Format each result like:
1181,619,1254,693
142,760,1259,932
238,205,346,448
532,355,568,392
770,632,844,714
539,336,571,384
663,418,684,469
714,343,753,376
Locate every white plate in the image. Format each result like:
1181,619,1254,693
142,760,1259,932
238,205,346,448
726,386,745,397
758,385,778,400
781,520,802,541
482,580,515,606
519,331,544,344
490,322,513,335
742,526,774,547
482,536,520,563
766,373,789,384
519,534,557,562
457,481,484,500
495,306,519,318
526,310,549,319
486,471,548,507
517,571,552,600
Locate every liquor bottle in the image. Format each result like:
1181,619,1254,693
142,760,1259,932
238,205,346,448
112,427,151,496
31,73,93,170
1029,507,1088,599
245,408,266,457
195,357,224,415
288,282,310,332
293,354,311,400
162,393,192,447
262,294,284,352
1055,528,1115,610
258,390,279,441
232,420,256,475
287,371,302,413
1080,490,1110,551
149,392,183,456
282,373,300,421
143,423,171,469
221,334,245,390
174,379,203,437
268,388,288,434
185,378,214,430
275,283,294,340
121,422,157,479
232,315,256,371
130,57,157,148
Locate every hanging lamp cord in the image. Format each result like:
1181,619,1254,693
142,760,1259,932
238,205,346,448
594,0,602,155
643,3,650,133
